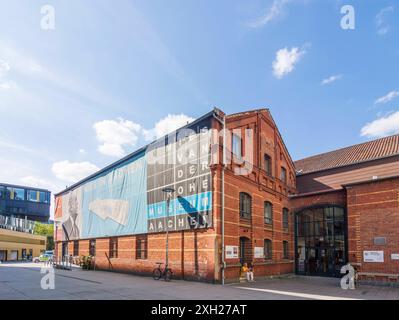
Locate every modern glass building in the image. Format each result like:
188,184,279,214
0,183,51,223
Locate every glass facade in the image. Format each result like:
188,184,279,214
295,206,347,277
0,184,51,222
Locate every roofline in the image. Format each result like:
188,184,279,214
226,108,296,169
0,183,50,193
342,174,399,188
55,108,220,197
295,153,399,176
289,188,343,199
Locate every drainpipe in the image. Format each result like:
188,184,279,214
221,115,226,285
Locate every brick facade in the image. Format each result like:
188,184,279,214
54,108,399,283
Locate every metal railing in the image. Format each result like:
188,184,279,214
0,214,35,233
50,255,73,270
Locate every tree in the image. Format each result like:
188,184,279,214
34,222,54,250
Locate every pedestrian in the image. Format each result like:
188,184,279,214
248,262,255,282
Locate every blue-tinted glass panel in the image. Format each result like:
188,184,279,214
39,192,48,203
28,190,38,202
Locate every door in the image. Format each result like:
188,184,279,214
10,250,18,260
296,206,347,277
0,250,6,262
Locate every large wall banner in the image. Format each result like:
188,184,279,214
146,123,212,233
55,117,213,241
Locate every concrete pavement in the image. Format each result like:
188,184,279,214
0,261,398,300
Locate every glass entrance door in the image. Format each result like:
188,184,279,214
295,206,347,277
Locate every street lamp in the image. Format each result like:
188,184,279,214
162,187,175,267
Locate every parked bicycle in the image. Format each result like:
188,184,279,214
153,262,173,281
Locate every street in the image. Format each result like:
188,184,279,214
0,261,398,300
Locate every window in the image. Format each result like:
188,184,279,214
264,239,272,260
89,239,96,256
27,190,38,202
239,192,252,219
0,186,5,200
136,235,148,260
280,167,287,183
283,208,289,229
283,241,289,259
39,191,49,203
73,241,79,256
232,133,242,158
7,187,25,200
264,154,272,175
264,201,273,225
109,237,118,258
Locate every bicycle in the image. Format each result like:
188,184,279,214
153,262,173,281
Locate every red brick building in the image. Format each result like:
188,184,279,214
54,108,399,283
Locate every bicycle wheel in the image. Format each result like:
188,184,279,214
153,268,162,280
164,269,172,282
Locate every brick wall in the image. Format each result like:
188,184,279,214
346,177,399,282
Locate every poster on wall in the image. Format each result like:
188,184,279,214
254,247,264,258
363,251,384,262
55,116,214,241
225,246,239,259
146,119,213,233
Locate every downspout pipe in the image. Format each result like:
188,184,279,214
221,115,226,285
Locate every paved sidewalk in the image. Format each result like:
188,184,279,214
0,261,398,300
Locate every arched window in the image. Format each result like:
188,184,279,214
239,192,252,219
283,207,289,229
264,239,272,260
264,201,273,225
264,154,272,175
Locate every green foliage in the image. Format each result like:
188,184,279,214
80,255,94,270
33,221,54,236
33,222,55,250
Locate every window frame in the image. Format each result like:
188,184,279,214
280,166,287,183
89,239,96,256
136,235,148,260
283,207,289,230
239,192,252,219
283,240,289,259
264,239,272,260
109,237,118,259
232,133,242,158
73,240,79,256
264,154,272,176
264,201,273,225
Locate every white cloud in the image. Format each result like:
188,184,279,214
272,46,306,79
248,0,291,28
52,160,99,183
375,90,399,104
143,114,195,141
376,6,394,35
0,80,17,90
360,111,399,138
0,59,10,77
79,148,86,154
321,75,342,86
93,118,142,157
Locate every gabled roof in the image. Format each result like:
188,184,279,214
226,108,295,168
294,134,399,175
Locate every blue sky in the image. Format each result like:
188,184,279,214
0,0,398,202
